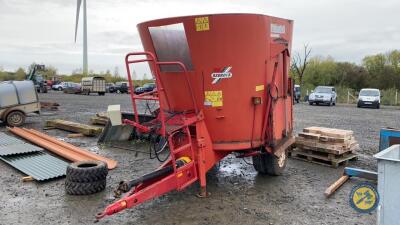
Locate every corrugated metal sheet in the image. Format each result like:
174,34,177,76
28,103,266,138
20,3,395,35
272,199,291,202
0,132,42,156
0,152,69,181
0,143,42,156
0,132,25,146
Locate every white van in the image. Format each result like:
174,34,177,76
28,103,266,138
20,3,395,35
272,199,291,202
357,88,380,109
81,76,106,95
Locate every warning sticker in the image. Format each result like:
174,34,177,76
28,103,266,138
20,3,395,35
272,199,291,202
195,17,210,31
204,91,223,107
255,85,264,92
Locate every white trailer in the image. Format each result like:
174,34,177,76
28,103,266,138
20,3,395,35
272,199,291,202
81,76,106,95
0,80,40,126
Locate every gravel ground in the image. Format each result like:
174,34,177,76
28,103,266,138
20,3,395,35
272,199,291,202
1,91,398,225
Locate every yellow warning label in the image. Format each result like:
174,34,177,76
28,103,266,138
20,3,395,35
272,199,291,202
255,85,265,92
195,17,210,31
204,91,223,107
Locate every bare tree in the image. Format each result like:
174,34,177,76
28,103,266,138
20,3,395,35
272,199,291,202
291,44,312,86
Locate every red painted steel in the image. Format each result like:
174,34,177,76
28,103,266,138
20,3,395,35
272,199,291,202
137,13,293,151
97,13,293,219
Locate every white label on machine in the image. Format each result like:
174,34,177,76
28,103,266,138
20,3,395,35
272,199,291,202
211,67,232,84
271,23,286,34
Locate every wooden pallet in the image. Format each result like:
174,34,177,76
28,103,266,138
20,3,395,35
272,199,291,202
289,148,357,168
295,137,359,155
303,127,353,139
298,132,351,143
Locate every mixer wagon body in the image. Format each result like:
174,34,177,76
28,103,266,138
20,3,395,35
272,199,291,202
137,13,293,151
97,13,294,219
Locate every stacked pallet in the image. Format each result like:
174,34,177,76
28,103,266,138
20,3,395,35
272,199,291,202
290,127,358,168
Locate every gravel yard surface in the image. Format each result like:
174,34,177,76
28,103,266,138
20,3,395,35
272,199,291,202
1,91,397,225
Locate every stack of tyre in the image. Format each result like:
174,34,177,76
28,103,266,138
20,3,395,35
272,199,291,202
65,161,108,195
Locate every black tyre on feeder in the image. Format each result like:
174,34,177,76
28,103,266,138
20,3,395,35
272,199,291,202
66,160,108,183
65,179,106,195
252,151,287,176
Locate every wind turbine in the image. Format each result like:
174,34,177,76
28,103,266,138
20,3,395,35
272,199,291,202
74,0,88,75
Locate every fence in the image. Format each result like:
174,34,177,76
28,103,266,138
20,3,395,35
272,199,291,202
303,88,400,106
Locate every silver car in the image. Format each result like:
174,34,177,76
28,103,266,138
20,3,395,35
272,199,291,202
308,86,337,106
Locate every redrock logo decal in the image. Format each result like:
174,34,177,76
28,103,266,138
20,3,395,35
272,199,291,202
211,66,232,84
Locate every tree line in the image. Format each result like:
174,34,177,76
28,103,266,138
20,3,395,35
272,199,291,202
2,49,400,91
290,48,400,93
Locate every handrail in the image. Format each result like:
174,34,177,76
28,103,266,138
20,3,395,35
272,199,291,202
125,52,158,124
124,51,199,137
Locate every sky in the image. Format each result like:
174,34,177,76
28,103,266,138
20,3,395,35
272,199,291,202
0,0,399,79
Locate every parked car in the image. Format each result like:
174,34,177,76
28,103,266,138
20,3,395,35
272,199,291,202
357,88,380,109
308,86,337,106
135,83,156,95
0,81,40,127
81,76,106,95
105,83,115,93
52,82,71,91
46,80,54,88
109,82,129,94
294,84,301,103
63,83,82,94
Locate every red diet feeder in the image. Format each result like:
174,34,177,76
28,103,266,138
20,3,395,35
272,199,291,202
97,13,294,219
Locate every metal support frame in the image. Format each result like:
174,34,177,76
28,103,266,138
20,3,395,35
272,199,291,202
97,52,211,219
97,45,292,219
261,48,290,155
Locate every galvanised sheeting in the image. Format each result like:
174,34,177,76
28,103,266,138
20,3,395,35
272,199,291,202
0,132,42,156
0,132,25,146
0,152,69,181
0,143,43,156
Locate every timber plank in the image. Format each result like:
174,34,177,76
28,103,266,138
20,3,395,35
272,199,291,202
45,119,103,136
90,116,108,126
303,127,353,139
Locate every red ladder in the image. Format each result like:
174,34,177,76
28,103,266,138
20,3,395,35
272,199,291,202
123,51,198,137
167,125,198,190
